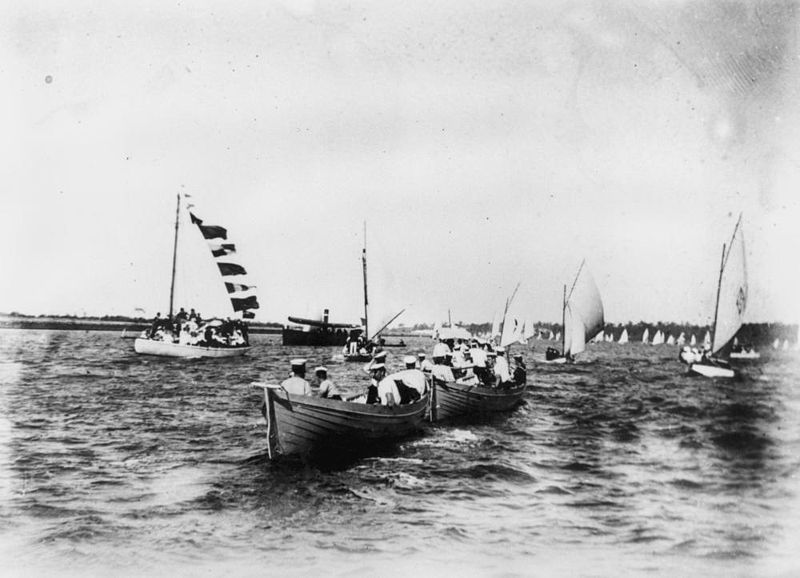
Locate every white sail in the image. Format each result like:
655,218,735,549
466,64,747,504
606,332,614,343
593,331,604,343
703,330,712,350
652,330,664,346
666,334,676,345
773,338,780,350
490,312,501,339
783,339,789,351
642,328,650,344
555,331,561,341
562,263,604,357
677,332,686,346
711,216,747,356
690,334,697,346
619,329,629,344
523,319,535,341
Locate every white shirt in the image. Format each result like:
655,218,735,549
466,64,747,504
494,356,510,382
432,342,451,358
377,377,400,406
470,348,487,368
394,368,427,394
280,375,312,395
318,378,341,398
431,364,455,383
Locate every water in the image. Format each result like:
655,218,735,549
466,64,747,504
1,330,799,576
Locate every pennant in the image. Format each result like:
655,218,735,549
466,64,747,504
218,262,247,276
231,295,260,311
211,243,237,257
190,212,227,239
243,311,256,319
225,282,255,294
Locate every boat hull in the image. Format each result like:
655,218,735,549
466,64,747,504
431,380,526,422
281,327,348,347
259,386,429,459
688,362,735,378
134,338,250,358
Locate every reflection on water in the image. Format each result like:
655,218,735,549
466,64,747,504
0,329,799,576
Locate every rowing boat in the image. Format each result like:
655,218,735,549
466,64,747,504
430,380,526,422
253,383,429,460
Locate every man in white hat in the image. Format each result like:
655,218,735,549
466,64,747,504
281,359,312,395
315,366,342,400
430,352,455,383
494,347,511,387
417,352,434,373
366,363,387,404
363,350,388,374
432,339,451,360
389,355,428,397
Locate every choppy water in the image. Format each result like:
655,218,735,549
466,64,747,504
1,329,799,577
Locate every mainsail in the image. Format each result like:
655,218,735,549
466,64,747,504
710,215,747,356
562,261,604,357
619,329,629,344
642,328,650,344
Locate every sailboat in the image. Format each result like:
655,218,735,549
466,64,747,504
730,336,760,359
686,214,747,378
651,330,665,346
544,260,604,363
343,224,404,361
666,334,676,346
642,328,650,344
134,194,259,358
618,329,629,344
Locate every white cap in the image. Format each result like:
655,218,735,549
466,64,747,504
369,363,385,371
417,352,426,358
290,358,306,367
496,346,505,353
403,355,416,365
373,351,387,360
315,366,327,373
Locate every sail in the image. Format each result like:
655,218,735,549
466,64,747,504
677,332,686,346
563,262,604,356
783,339,789,351
666,334,675,345
642,328,650,344
703,330,712,350
491,311,501,339
773,338,780,350
711,216,747,356
652,330,664,345
523,319,535,341
619,329,629,344
690,334,696,346
500,291,526,347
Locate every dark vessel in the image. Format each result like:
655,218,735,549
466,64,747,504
281,309,362,347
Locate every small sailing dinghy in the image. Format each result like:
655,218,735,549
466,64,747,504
134,194,259,359
618,329,629,344
343,224,405,362
684,214,748,378
544,260,604,363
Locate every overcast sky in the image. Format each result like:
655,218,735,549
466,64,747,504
1,0,798,326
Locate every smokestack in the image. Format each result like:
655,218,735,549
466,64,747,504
323,309,329,324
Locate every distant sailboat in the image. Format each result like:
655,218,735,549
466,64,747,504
666,334,676,346
773,338,780,350
593,331,605,343
523,319,535,343
677,332,686,346
618,329,629,344
606,332,614,343
703,330,712,350
642,328,650,344
544,260,604,363
690,334,697,346
134,194,258,358
686,214,748,378
652,330,665,346
782,339,789,351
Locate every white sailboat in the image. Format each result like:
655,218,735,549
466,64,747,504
544,260,604,363
666,334,676,346
677,332,686,346
618,329,629,344
690,334,697,346
651,330,665,346
703,330,712,350
686,214,747,378
773,338,780,350
134,194,259,358
642,328,650,344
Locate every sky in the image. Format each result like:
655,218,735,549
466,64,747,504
1,0,799,327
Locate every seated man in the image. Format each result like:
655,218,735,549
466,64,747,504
366,363,386,404
363,350,388,374
279,359,312,395
384,355,428,403
315,366,342,400
430,355,455,383
511,354,527,387
417,352,434,373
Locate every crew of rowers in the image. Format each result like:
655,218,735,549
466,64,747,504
274,337,526,407
145,307,249,347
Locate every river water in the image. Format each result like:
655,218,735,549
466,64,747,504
0,329,798,576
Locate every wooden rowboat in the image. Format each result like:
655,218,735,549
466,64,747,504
253,383,429,460
430,379,526,422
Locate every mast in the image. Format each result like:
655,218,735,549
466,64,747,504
362,221,369,340
168,193,180,318
710,242,726,352
561,283,566,355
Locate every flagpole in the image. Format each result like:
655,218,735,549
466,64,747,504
168,193,180,318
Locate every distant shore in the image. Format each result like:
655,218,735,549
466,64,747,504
0,315,282,334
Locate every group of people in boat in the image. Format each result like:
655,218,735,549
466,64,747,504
677,345,731,369
269,336,527,409
145,307,249,348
